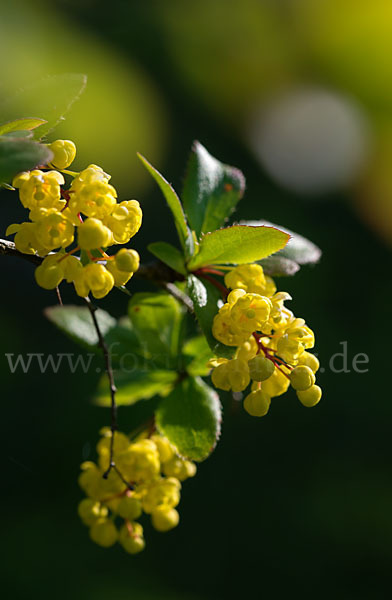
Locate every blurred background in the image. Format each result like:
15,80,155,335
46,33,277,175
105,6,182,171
1,0,392,598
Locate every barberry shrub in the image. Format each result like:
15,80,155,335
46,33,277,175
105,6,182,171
0,75,322,554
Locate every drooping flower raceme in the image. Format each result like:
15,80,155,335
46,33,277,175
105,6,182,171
209,263,322,415
78,428,196,554
5,140,142,299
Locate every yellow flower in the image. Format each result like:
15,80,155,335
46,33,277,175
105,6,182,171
224,263,276,297
103,200,142,244
105,259,134,286
73,263,115,299
35,211,74,250
289,365,316,391
48,139,76,170
34,254,64,290
297,385,322,408
13,170,65,211
211,358,250,392
115,248,140,272
140,477,181,514
243,389,271,417
151,506,179,532
77,217,112,250
162,456,197,481
73,180,117,219
89,518,118,547
230,292,272,334
212,304,249,346
117,439,160,483
253,367,290,398
119,522,145,554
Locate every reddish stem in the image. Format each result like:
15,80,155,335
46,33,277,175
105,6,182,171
196,267,225,277
61,188,71,201
194,271,228,299
252,332,291,379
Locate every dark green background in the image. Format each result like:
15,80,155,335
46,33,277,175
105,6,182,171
1,2,391,599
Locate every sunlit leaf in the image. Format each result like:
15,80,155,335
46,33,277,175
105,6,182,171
187,225,290,270
0,118,46,136
156,376,221,461
148,241,187,275
182,141,245,237
137,153,193,255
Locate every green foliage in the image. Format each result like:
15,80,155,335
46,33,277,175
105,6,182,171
137,153,193,256
187,274,234,358
44,305,116,349
260,255,300,277
0,73,87,185
40,136,322,472
156,376,221,461
187,224,290,270
147,241,187,275
2,130,34,140
104,318,144,361
243,220,322,273
95,369,178,407
0,73,87,140
182,141,245,237
0,118,46,136
0,137,53,184
182,335,213,376
128,292,184,366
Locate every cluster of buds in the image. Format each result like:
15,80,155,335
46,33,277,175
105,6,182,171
6,140,142,298
78,428,196,554
209,264,322,416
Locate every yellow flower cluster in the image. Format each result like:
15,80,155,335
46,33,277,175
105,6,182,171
210,264,322,415
78,428,196,554
5,140,142,298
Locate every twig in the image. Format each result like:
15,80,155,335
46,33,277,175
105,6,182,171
0,239,194,311
55,286,63,306
84,296,118,479
0,239,195,482
163,282,194,313
194,270,228,300
0,238,42,265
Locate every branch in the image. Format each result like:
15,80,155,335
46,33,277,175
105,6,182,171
163,282,194,313
0,238,194,311
84,296,118,479
0,238,42,265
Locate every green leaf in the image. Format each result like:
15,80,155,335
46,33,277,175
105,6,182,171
95,369,178,407
104,319,145,365
187,274,234,359
44,305,116,350
259,255,300,277
0,137,53,184
45,307,145,368
156,376,221,461
182,141,245,237
0,74,87,140
187,225,290,270
147,241,187,276
0,118,47,136
128,292,184,367
242,220,321,265
2,130,33,139
137,153,193,255
182,335,212,376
